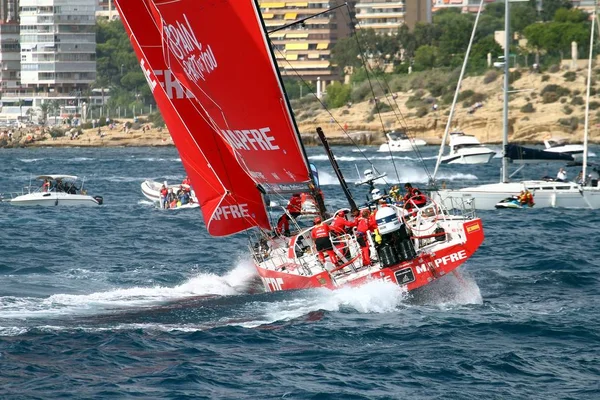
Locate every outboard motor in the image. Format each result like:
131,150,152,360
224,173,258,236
93,196,104,205
375,207,416,267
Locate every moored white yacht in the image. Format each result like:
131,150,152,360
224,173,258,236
432,2,600,210
10,175,103,207
441,131,496,164
543,139,585,160
378,130,427,152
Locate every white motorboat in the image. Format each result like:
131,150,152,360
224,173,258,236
10,175,103,207
440,131,496,164
378,130,427,152
543,139,585,160
432,3,600,210
141,179,198,209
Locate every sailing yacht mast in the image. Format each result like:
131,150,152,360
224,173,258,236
501,0,510,183
432,0,485,182
254,0,328,217
582,12,595,182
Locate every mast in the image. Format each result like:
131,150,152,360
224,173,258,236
432,0,485,183
583,12,595,183
317,127,358,212
253,0,327,217
501,0,510,183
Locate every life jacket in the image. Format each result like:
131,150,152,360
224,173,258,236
287,195,302,214
405,187,426,206
160,188,168,197
356,217,370,235
311,223,331,239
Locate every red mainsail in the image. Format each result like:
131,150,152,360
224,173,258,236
115,0,271,236
148,0,313,192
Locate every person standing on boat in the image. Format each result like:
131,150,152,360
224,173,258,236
181,176,191,192
311,217,338,265
356,209,373,267
159,184,168,209
331,210,356,234
275,194,304,236
556,168,567,182
403,183,427,210
42,179,50,192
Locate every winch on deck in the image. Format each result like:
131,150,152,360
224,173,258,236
375,207,416,268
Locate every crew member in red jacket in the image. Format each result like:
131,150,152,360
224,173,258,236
286,193,302,218
355,209,372,267
403,183,427,210
331,210,356,234
311,217,338,265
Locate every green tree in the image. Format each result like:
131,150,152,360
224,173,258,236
485,2,505,20
413,22,442,48
470,35,503,69
511,3,538,34
541,0,572,21
324,82,351,108
331,36,361,70
413,45,440,69
435,11,474,62
397,24,416,60
553,8,588,23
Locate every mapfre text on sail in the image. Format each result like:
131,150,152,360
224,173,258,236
221,128,280,152
163,14,217,83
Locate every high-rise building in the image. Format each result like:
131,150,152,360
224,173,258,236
0,0,20,90
355,0,431,34
355,0,406,35
259,1,355,85
19,0,97,94
97,0,117,19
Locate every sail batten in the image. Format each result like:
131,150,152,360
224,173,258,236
116,0,271,236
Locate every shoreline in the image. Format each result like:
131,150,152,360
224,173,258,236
4,126,600,149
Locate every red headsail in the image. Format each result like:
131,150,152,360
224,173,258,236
148,0,313,192
115,0,271,236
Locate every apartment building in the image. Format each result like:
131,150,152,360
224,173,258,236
20,0,97,93
96,0,118,19
259,1,355,85
355,0,431,34
0,0,20,90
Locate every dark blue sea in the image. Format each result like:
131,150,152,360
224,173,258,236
1,145,599,399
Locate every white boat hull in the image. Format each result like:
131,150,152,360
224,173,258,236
379,139,427,152
141,180,197,203
441,150,495,164
432,181,600,210
11,192,101,207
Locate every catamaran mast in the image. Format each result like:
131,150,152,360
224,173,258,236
583,12,595,182
501,0,510,184
432,0,485,183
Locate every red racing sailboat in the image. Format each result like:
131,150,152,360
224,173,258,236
115,0,484,293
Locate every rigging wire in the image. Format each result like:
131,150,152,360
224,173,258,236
342,15,434,185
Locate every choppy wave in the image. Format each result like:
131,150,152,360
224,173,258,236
1,145,599,399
